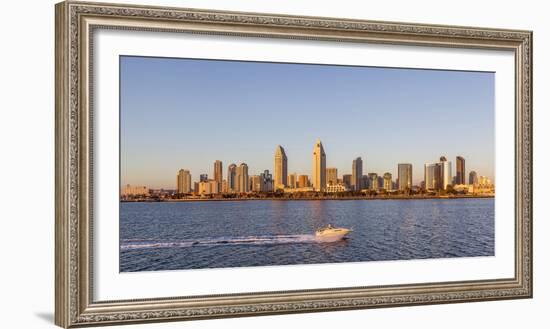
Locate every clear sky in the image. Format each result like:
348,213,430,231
120,56,494,189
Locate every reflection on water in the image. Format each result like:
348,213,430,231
120,198,494,272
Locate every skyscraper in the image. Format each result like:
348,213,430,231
456,156,465,185
469,171,478,185
352,157,363,191
176,169,191,194
312,139,326,191
274,145,288,191
326,167,338,186
227,164,237,193
260,170,274,192
398,163,413,191
213,160,223,187
368,173,378,190
250,175,262,192
424,163,441,190
440,156,453,189
199,174,208,182
342,174,352,189
383,172,392,191
235,163,249,193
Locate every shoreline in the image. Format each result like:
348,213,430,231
121,194,494,203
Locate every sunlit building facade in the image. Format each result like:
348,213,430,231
312,139,326,191
352,157,363,191
176,169,192,194
227,164,237,193
274,145,288,191
398,163,413,191
383,172,392,191
326,167,338,186
456,156,465,185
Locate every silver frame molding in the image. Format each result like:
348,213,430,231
55,1,533,327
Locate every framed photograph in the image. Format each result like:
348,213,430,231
55,1,532,327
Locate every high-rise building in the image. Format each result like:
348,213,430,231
424,163,441,190
398,163,413,191
368,173,378,190
199,174,208,182
274,145,288,191
260,170,274,192
326,168,338,186
250,175,262,192
298,175,309,188
227,164,237,193
235,163,249,193
342,174,352,188
469,171,478,185
352,157,363,191
440,156,453,189
383,172,392,191
361,175,369,190
288,173,297,188
213,160,223,187
312,139,326,191
176,169,192,194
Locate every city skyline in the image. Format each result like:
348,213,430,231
139,138,490,192
121,56,495,189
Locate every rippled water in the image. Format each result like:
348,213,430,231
120,198,494,272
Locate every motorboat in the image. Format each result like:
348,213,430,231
315,224,352,242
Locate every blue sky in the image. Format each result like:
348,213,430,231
120,56,494,188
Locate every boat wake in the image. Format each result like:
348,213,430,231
120,234,320,250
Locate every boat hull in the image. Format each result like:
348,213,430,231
315,228,351,242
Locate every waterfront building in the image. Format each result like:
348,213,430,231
383,172,392,191
235,163,249,193
478,176,493,187
361,175,369,190
368,173,379,190
469,171,478,185
274,145,288,191
312,139,326,191
214,160,223,188
326,183,350,193
199,174,208,182
283,186,314,193
288,173,297,189
378,176,384,191
221,179,228,193
261,170,274,192
398,163,413,191
193,182,199,194
440,156,453,189
176,169,192,194
121,184,149,197
198,180,220,195
298,175,309,188
342,174,352,189
326,167,338,186
352,157,363,191
424,163,441,190
250,175,262,192
454,184,474,194
227,164,237,193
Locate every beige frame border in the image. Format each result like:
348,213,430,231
55,1,533,327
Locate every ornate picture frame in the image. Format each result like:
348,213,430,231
55,1,532,327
